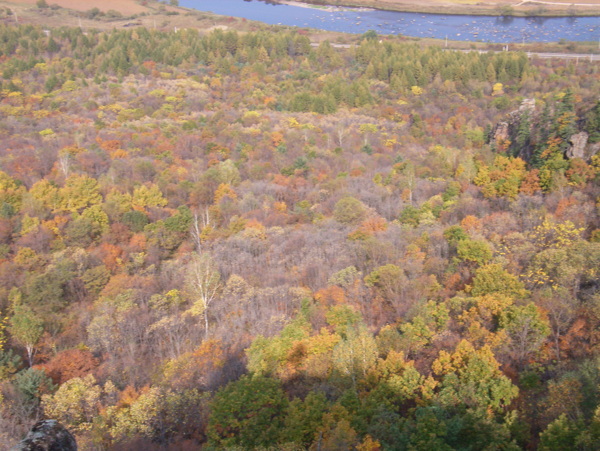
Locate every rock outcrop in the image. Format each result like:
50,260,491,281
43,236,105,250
566,131,589,159
518,98,535,113
490,99,535,147
492,121,510,143
489,99,599,163
11,420,77,451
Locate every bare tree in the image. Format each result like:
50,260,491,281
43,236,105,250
185,253,221,339
190,208,212,251
57,153,70,179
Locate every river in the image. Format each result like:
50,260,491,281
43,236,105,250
179,0,600,43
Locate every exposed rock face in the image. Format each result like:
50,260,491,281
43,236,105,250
493,121,510,143
12,420,77,451
566,132,589,159
490,100,535,147
519,98,535,113
488,99,600,163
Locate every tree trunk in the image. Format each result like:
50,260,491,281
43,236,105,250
26,344,34,367
204,311,209,340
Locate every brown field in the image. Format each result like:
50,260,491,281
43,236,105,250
6,0,149,14
0,0,226,32
4,0,600,17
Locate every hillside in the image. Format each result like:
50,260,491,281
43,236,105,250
0,13,598,451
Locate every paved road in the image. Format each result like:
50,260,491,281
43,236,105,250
311,42,600,61
526,51,600,61
448,47,600,61
458,48,600,61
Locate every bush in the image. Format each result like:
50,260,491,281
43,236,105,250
333,196,367,225
207,376,288,449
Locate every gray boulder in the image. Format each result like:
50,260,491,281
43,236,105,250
11,420,77,451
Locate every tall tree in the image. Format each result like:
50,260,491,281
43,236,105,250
185,253,221,339
9,304,43,367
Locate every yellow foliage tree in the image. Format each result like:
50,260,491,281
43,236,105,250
529,217,584,250
41,375,116,433
29,179,60,211
131,184,167,211
59,174,102,213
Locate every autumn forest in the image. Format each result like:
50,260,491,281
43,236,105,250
0,9,599,450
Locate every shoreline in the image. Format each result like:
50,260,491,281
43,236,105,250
273,0,600,17
277,0,375,12
1,0,599,50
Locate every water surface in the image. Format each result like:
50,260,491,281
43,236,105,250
180,0,600,43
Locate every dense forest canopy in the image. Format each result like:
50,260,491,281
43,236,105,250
0,21,599,450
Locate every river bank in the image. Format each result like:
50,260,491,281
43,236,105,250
179,0,600,43
278,0,600,17
2,0,599,50
278,0,375,12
